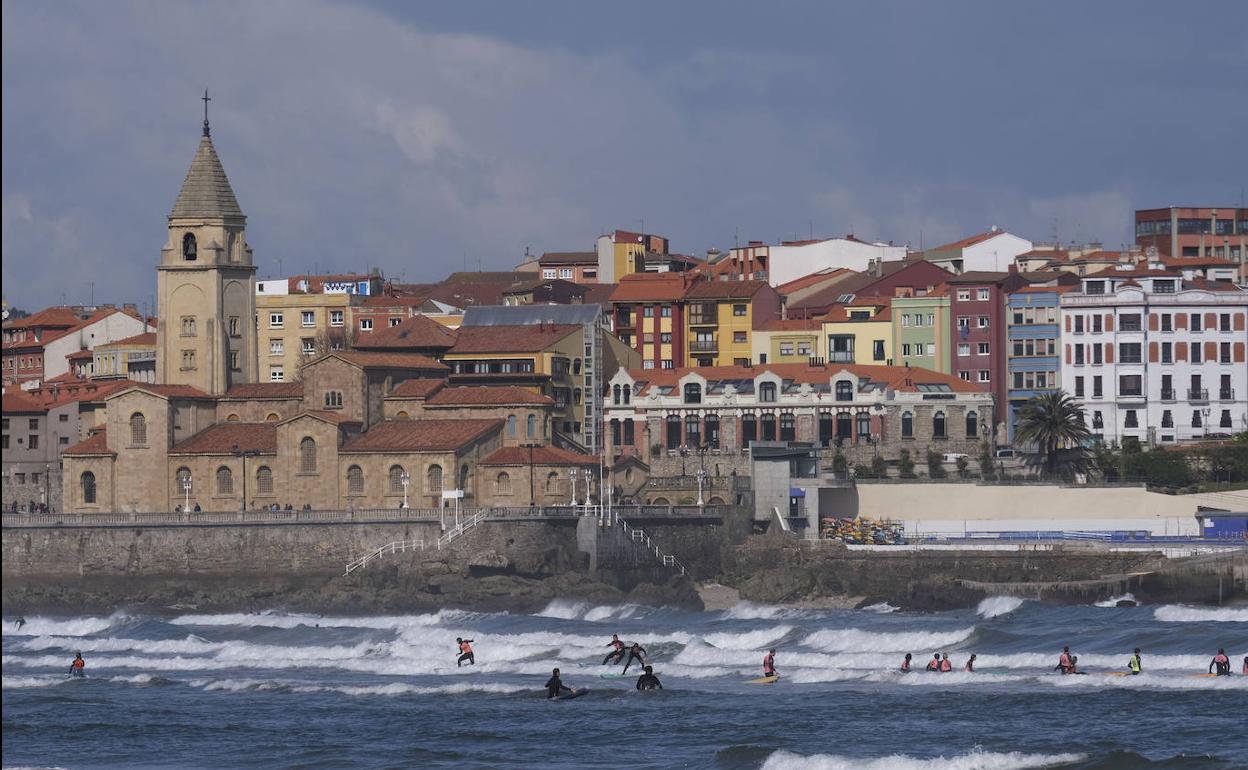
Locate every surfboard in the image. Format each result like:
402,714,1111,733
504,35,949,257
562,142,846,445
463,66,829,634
1105,672,1131,677
552,688,588,700
748,675,779,684
1190,673,1221,678
600,673,629,680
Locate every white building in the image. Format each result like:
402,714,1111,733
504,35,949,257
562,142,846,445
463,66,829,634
723,237,907,287
1060,264,1248,446
925,228,1033,274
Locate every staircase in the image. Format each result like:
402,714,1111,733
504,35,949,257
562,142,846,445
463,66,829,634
614,515,688,576
437,511,487,549
344,539,426,576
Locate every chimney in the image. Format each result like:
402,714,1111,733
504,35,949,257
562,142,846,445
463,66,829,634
1007,263,1018,274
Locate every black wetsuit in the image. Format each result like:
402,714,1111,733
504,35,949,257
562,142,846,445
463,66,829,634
621,645,647,674
636,673,662,690
545,675,571,699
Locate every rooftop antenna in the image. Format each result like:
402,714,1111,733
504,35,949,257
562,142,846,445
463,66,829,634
201,89,211,137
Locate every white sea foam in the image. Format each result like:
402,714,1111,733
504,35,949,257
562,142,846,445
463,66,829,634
187,677,528,697
2,613,127,638
1047,672,1248,690
718,602,801,621
1,674,73,689
1153,605,1248,623
976,596,1023,619
167,609,478,630
702,626,792,650
1093,593,1137,608
534,599,588,620
760,749,1085,770
801,627,975,653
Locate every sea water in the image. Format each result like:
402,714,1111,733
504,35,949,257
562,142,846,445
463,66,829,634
2,598,1246,769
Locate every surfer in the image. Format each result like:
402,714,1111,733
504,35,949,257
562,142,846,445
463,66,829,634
1055,646,1073,674
939,653,952,672
1243,656,1247,675
900,653,912,673
925,653,940,671
621,642,648,675
1208,648,1230,676
545,668,573,699
603,634,626,665
964,654,976,672
762,649,778,679
1127,648,1142,675
69,652,85,678
456,637,475,667
14,616,25,631
1068,655,1087,674
636,665,662,691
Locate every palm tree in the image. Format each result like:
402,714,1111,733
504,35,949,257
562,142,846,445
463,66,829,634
1014,391,1092,479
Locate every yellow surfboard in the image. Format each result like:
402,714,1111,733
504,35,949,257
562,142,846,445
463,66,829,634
748,675,779,684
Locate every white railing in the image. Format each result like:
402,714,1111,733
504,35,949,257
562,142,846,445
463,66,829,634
615,516,687,576
437,511,487,549
343,539,426,576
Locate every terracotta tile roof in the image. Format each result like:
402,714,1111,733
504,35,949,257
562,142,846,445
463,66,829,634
329,351,449,371
353,314,458,351
582,283,618,306
822,302,890,323
1083,266,1181,279
447,324,580,355
340,419,501,452
170,423,278,455
444,271,533,284
539,251,596,266
776,268,855,294
1183,277,1246,293
928,230,1005,253
111,383,216,400
1011,284,1076,295
222,382,305,399
97,331,157,348
299,410,363,426
426,385,554,406
62,429,115,456
758,318,825,332
24,379,130,407
2,391,48,414
1161,256,1238,268
683,279,771,300
481,445,599,466
387,378,448,399
608,273,687,303
625,362,986,395
2,306,83,331
66,349,94,361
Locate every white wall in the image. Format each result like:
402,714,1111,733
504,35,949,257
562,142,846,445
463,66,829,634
960,232,1033,273
769,239,907,287
43,312,148,382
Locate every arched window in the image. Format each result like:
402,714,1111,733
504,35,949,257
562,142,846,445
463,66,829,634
573,358,582,375
300,437,317,473
129,412,147,446
216,466,234,495
613,385,621,405
901,411,914,438
818,412,834,447
347,465,364,494
427,464,443,496
965,410,978,438
759,381,777,403
226,413,240,422
496,472,512,496
458,463,470,491
705,414,720,449
835,411,852,440
182,232,197,261
574,388,582,405
933,410,947,438
666,414,681,449
266,413,280,422
780,413,796,442
761,413,777,441
622,385,631,405
741,414,758,446
395,411,410,419
545,471,559,494
856,412,871,440
176,467,192,492
527,414,537,438
684,383,702,404
685,414,701,447
256,466,273,495
835,381,854,401
388,465,407,494
611,418,622,446
507,414,517,436
623,419,635,445
81,471,96,504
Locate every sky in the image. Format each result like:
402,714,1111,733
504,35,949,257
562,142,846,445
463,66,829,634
3,0,1246,311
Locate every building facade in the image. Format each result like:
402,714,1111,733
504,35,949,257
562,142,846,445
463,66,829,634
891,292,951,373
1005,286,1066,441
1135,207,1247,263
924,228,1033,274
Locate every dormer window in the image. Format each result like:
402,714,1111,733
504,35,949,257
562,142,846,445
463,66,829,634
182,233,197,261
759,381,777,403
1153,279,1176,294
1085,281,1105,295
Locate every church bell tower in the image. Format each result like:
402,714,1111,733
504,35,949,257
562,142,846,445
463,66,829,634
156,92,257,394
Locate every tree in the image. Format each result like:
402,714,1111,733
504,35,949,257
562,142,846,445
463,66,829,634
870,454,887,479
1092,443,1121,481
897,449,916,478
832,450,848,477
956,455,970,478
926,449,947,478
978,441,996,480
1014,391,1092,479
853,463,876,479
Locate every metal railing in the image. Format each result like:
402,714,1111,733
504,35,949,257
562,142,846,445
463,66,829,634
437,511,486,548
344,539,426,576
1160,389,1176,401
688,339,718,352
1188,388,1209,401
616,516,687,576
1219,388,1235,401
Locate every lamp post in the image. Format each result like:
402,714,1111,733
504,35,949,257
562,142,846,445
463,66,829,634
569,467,578,506
1201,407,1210,440
182,477,192,512
231,445,261,512
400,470,411,509
582,467,593,512
696,466,707,506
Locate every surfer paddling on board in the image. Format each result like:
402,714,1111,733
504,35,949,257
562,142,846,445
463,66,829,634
603,634,626,665
1209,648,1230,676
69,652,85,678
456,638,475,667
621,642,648,675
762,649,778,680
636,665,662,691
545,668,573,699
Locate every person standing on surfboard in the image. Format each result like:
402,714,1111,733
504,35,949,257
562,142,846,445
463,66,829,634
545,668,573,699
456,638,475,667
762,649,778,679
621,642,648,674
1128,648,1142,675
1209,648,1230,676
69,652,85,678
603,634,626,665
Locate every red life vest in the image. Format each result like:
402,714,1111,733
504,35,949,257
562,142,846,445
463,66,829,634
459,641,473,654
939,659,952,672
763,654,775,673
71,658,84,670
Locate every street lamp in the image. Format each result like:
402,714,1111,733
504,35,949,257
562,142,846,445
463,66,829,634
400,470,411,509
182,477,192,512
696,466,708,506
582,467,594,511
569,467,578,505
231,444,261,512
1201,407,1210,440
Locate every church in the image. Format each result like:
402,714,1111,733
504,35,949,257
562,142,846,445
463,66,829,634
60,112,600,513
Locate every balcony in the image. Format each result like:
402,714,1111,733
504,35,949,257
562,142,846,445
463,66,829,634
1160,389,1176,402
689,339,718,353
828,351,854,363
688,313,718,326
1219,388,1235,401
1187,388,1209,402
615,315,634,329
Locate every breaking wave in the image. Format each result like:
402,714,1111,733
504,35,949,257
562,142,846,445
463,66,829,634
1093,593,1137,608
760,749,1085,770
801,627,975,653
1153,605,1248,623
977,596,1024,619
2,613,129,638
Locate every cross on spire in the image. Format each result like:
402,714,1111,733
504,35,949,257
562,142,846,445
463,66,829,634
202,89,211,137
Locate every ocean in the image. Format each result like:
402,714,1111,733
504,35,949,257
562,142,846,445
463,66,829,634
3,597,1246,770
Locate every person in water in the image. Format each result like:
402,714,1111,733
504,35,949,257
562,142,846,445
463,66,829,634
1209,648,1230,676
1128,648,1142,675
1056,646,1073,674
1242,656,1247,675
14,616,25,631
964,654,976,672
603,634,626,665
1068,655,1087,675
636,665,662,691
900,653,912,673
545,668,573,699
762,649,778,679
926,653,941,672
939,653,952,672
456,637,474,667
621,642,648,674
69,652,85,678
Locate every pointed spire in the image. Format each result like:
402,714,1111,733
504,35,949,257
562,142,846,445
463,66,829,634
171,97,243,219
202,89,212,137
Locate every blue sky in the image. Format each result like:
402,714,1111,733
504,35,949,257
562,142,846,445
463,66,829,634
3,0,1245,310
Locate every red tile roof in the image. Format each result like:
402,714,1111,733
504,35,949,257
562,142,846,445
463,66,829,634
447,324,580,355
626,362,987,394
481,445,599,467
329,351,449,371
353,314,458,351
581,283,618,306
758,318,825,332
298,410,363,426
170,423,278,455
608,273,687,303
62,429,115,456
340,419,501,452
776,268,855,295
222,382,305,399
2,306,84,331
98,331,157,348
928,230,1005,253
2,391,48,414
115,384,216,400
426,385,554,406
387,378,448,399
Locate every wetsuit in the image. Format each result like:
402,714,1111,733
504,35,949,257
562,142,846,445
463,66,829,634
636,673,662,690
1128,654,1141,675
69,657,85,678
621,644,647,674
603,639,626,665
1209,653,1230,676
545,675,571,699
457,640,475,667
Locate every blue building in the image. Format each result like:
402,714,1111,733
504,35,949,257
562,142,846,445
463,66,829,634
1005,286,1068,441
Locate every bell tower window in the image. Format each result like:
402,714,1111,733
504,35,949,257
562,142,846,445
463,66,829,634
182,233,197,261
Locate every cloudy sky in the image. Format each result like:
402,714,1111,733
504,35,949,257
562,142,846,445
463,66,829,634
3,0,1245,310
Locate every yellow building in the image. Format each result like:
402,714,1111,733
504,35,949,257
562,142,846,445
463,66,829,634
595,229,673,282
752,318,824,365
821,300,894,365
254,283,362,382
683,280,781,367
